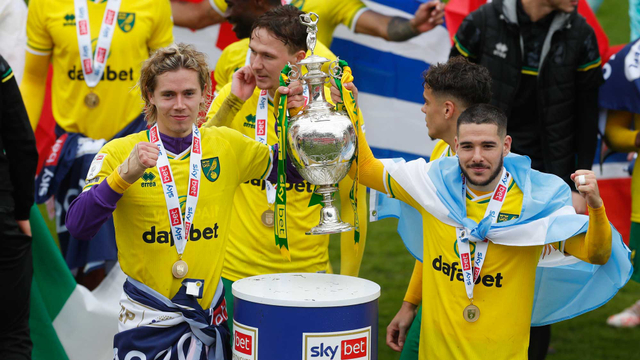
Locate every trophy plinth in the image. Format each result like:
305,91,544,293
286,12,357,235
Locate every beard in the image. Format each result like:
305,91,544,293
460,155,504,188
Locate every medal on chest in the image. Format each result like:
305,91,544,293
457,169,510,322
150,124,203,279
74,0,121,107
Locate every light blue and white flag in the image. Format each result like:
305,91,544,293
372,153,633,326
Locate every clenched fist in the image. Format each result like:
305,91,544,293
571,170,603,209
118,142,160,184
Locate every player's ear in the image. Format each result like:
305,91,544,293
443,100,455,120
147,88,156,105
503,135,512,156
295,49,306,63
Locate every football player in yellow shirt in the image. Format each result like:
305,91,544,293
22,0,173,139
204,5,367,329
66,43,303,359
378,56,493,359
21,0,174,282
171,0,444,47
322,80,613,359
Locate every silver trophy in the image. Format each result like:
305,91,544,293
286,12,357,235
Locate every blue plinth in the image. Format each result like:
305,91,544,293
232,273,380,360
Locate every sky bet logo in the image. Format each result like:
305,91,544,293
493,184,507,201
304,327,370,360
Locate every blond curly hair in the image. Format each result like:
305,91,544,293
139,43,212,126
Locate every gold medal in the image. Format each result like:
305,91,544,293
172,259,188,279
84,92,100,108
261,209,275,227
463,304,480,322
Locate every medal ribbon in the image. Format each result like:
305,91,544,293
150,124,202,257
255,89,277,204
457,169,510,303
334,60,361,252
74,0,121,88
274,66,291,261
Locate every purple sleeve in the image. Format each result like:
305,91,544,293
66,180,123,240
266,144,305,184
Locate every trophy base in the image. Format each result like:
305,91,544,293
306,185,353,235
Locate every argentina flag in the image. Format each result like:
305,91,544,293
371,154,633,326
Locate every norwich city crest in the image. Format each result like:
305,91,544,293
117,13,136,33
201,157,220,182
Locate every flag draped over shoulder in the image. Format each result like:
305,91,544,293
372,153,632,326
599,39,640,112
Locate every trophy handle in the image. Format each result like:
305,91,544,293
329,58,343,80
286,62,302,83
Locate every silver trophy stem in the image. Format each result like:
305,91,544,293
306,185,353,235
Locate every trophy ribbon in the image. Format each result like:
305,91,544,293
333,60,361,251
273,64,292,261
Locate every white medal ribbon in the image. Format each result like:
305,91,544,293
457,168,510,302
255,89,277,204
150,124,202,256
74,0,121,88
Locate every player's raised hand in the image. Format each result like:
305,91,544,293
571,170,603,209
119,142,159,184
231,66,257,101
411,1,445,34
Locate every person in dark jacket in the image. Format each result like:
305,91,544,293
450,0,604,359
0,55,38,359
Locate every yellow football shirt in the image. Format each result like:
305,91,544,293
214,38,337,94
26,0,173,140
210,0,367,47
385,174,542,360
83,127,273,308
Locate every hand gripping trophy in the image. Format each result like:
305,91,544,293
286,13,357,235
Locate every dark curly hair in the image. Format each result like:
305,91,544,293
458,104,508,137
422,56,492,109
251,5,308,54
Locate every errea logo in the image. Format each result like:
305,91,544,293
63,13,76,26
493,43,508,59
141,172,156,188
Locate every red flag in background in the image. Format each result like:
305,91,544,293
444,0,610,60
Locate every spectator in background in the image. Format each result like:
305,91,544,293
20,0,173,286
171,0,445,48
601,38,640,328
450,0,604,358
0,55,39,360
0,0,27,83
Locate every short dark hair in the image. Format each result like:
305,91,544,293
422,56,492,109
457,104,508,137
251,5,308,54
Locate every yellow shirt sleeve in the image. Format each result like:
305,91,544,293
209,0,227,15
206,83,232,123
562,204,612,265
214,47,236,94
26,0,53,54
327,0,368,31
148,0,175,51
404,260,423,305
604,110,638,153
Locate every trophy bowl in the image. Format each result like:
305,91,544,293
285,13,357,235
